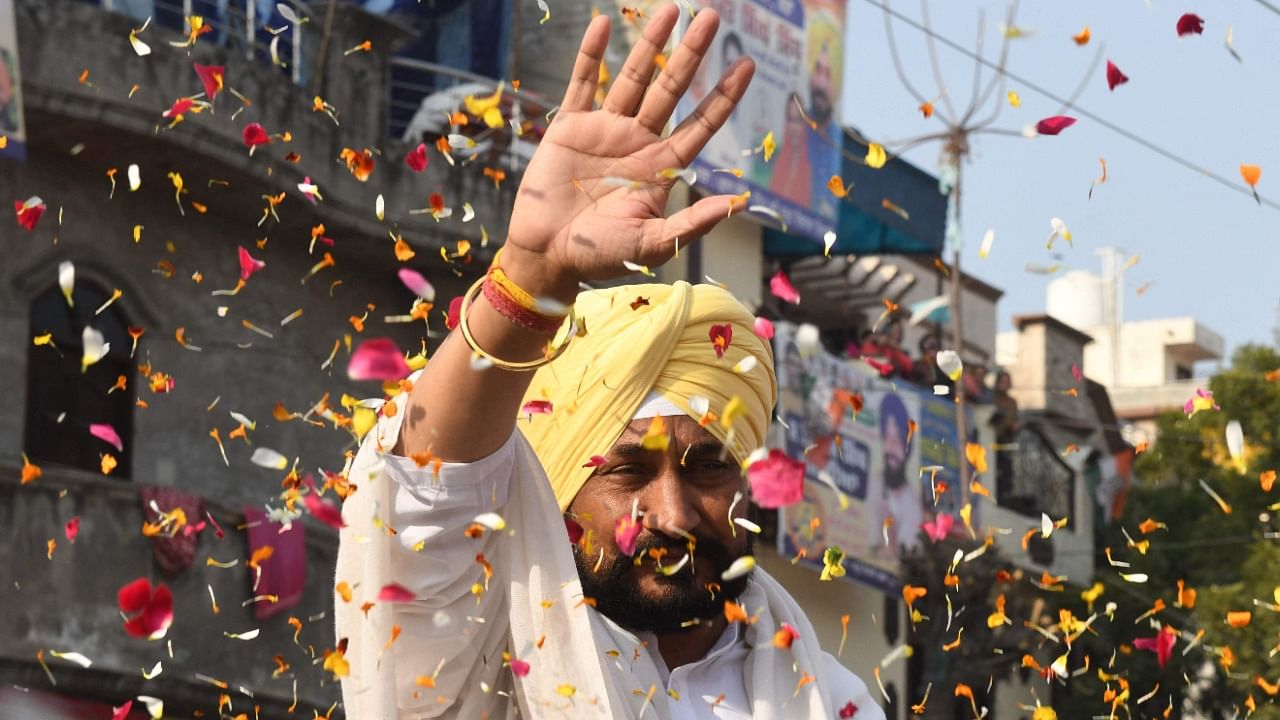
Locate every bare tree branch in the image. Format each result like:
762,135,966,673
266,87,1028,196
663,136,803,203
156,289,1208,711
1054,41,1106,116
966,9,987,115
963,0,1018,128
882,0,938,114
920,0,958,121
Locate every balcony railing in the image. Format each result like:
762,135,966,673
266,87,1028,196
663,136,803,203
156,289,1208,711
87,0,310,85
389,56,556,172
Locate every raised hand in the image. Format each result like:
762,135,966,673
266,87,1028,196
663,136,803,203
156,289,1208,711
503,4,755,300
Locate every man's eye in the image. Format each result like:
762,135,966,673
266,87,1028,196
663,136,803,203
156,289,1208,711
693,460,733,473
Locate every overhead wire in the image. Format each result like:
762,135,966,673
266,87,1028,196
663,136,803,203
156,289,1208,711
859,0,1280,212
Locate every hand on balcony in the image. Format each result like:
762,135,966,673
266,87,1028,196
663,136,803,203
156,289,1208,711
502,4,755,304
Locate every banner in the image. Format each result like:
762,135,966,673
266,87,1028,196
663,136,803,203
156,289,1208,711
0,0,25,160
675,0,843,242
774,322,985,594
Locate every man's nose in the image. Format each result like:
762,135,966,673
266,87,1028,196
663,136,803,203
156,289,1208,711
640,464,699,538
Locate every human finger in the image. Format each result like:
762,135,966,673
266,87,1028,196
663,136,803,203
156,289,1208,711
635,193,741,265
561,14,612,113
634,8,720,133
667,56,754,165
601,3,679,117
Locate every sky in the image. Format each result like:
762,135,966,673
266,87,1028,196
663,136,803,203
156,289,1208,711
837,0,1280,364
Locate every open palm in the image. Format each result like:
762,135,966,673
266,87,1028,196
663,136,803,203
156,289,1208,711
505,5,755,286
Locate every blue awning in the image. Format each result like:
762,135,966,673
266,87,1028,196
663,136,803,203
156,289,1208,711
764,129,947,257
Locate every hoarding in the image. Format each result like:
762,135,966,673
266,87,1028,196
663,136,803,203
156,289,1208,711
773,322,987,594
674,0,843,242
0,0,26,160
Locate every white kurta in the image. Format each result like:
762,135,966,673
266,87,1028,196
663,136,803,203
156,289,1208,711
337,408,884,720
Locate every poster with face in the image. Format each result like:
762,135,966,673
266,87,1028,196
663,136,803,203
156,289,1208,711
774,323,983,594
673,0,843,242
0,0,27,160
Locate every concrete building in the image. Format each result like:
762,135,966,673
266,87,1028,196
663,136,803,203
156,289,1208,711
2,0,520,715
997,251,1225,445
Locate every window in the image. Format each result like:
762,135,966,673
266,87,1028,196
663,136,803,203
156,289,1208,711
996,424,1075,525
24,280,134,478
1175,364,1192,381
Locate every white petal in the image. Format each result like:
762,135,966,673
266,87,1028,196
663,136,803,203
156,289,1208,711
936,350,964,380
138,696,164,719
720,555,757,581
795,324,821,358
822,230,836,256
128,164,141,191
375,194,385,221
59,261,75,306
142,661,163,679
688,396,710,416
473,512,506,531
229,411,256,430
1041,512,1053,538
1226,420,1245,465
277,3,305,24
250,447,290,470
733,356,758,374
733,517,762,534
979,229,994,258
82,327,108,369
462,203,475,222
1119,573,1148,583
50,650,93,668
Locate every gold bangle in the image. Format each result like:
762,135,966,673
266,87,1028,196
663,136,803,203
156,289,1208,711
457,276,577,371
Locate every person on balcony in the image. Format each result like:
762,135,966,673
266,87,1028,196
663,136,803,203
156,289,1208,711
911,334,953,392
963,362,992,404
860,319,913,378
334,6,882,719
991,370,1021,499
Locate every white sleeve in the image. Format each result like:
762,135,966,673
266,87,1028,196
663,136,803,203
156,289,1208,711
822,653,886,720
382,431,518,717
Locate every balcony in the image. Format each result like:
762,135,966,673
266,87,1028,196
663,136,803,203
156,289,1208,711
1106,377,1209,420
0,464,340,717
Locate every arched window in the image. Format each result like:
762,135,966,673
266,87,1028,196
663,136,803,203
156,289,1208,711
23,279,134,478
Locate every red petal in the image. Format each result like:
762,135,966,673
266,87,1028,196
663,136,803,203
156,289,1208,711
581,455,607,469
708,324,733,359
445,296,464,331
139,584,174,639
112,701,134,720
1105,60,1129,91
510,658,531,677
15,200,46,231
347,338,412,381
1035,116,1077,136
521,400,554,415
242,122,270,147
1176,13,1204,37
64,516,80,543
614,516,642,556
376,583,417,602
238,246,266,280
405,144,429,173
193,63,225,101
118,577,153,615
303,491,347,529
565,517,584,544
839,701,858,718
163,97,195,119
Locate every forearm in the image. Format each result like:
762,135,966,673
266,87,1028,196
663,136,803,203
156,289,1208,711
395,252,578,462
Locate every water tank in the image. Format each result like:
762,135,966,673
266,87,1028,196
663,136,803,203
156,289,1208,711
1046,270,1105,330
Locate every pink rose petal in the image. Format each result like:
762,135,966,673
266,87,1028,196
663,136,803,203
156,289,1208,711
615,515,642,556
397,268,435,300
90,423,124,452
747,449,805,509
753,316,775,340
65,516,80,543
238,246,266,280
445,296,464,331
921,512,955,543
769,270,801,304
582,455,607,468
347,338,412,381
376,583,417,603
509,657,531,677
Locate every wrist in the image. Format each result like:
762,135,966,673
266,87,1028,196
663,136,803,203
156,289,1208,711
496,245,580,307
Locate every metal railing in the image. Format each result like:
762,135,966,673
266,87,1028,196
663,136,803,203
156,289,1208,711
91,0,309,85
389,56,556,171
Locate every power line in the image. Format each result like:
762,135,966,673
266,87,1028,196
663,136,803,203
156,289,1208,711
860,0,1280,212
1252,0,1280,18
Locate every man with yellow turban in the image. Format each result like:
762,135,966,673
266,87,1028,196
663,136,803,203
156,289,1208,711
335,4,881,718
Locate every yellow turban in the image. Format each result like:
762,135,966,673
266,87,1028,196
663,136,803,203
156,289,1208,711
519,282,776,511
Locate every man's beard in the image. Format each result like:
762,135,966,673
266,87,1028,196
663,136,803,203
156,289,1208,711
809,88,833,126
573,530,754,635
